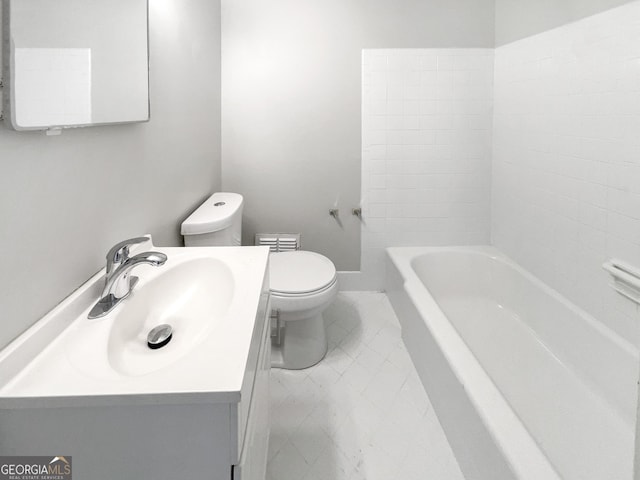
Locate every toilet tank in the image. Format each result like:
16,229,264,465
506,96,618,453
181,192,243,247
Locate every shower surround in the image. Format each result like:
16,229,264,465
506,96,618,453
361,49,495,290
492,0,640,344
362,1,640,345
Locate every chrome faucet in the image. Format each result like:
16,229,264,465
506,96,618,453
105,237,149,298
88,238,168,319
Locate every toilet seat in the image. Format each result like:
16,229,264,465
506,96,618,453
269,251,337,296
271,277,338,298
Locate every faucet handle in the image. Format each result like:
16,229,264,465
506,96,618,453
106,237,149,275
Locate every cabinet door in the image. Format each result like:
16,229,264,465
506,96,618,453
234,306,271,480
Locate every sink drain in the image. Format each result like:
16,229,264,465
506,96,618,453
147,324,173,350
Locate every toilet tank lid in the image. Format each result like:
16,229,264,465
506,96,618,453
181,192,243,235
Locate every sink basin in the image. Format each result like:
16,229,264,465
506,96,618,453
107,258,233,376
0,243,270,404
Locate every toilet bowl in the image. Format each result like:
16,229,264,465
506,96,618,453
181,192,338,370
269,250,338,369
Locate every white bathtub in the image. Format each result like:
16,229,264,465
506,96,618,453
386,246,638,480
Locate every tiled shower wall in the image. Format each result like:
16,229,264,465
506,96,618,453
361,49,494,289
492,1,640,343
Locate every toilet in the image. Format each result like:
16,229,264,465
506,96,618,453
181,192,338,370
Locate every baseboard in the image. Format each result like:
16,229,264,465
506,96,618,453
337,271,383,292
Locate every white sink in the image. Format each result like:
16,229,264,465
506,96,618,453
0,240,270,406
107,258,234,376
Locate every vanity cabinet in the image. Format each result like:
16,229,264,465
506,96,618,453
233,290,271,480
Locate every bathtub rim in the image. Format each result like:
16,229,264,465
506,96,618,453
400,245,637,358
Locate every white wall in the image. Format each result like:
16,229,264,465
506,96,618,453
492,1,640,343
221,0,495,271
0,0,222,349
360,49,494,289
495,0,636,46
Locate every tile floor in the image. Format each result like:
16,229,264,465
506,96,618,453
267,292,465,480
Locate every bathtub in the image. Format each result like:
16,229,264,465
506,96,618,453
386,246,638,480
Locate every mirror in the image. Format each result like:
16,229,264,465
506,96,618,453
2,0,149,131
